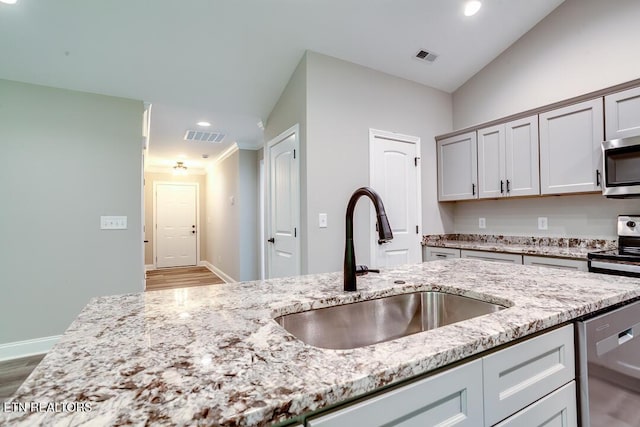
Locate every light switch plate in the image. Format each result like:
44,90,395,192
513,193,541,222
538,217,548,230
319,213,328,228
101,216,127,230
479,218,486,229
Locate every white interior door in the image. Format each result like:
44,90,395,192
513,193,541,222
267,125,300,278
370,129,421,268
155,183,197,268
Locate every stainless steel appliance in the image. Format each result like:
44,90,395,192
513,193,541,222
588,215,640,277
602,136,640,198
576,300,640,426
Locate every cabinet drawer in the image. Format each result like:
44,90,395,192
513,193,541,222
306,359,483,427
523,256,588,272
494,381,577,427
483,324,575,426
425,246,461,261
460,250,523,264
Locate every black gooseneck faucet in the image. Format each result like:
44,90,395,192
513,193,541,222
344,187,393,292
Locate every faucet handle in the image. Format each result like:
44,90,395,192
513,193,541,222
355,265,380,276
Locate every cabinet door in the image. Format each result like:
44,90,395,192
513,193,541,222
478,124,506,199
483,325,575,426
494,381,577,427
605,86,640,140
539,99,604,195
306,359,483,427
523,255,588,271
460,250,522,264
424,246,461,261
505,116,540,197
437,132,478,201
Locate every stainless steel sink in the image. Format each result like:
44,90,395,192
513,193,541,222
275,291,506,349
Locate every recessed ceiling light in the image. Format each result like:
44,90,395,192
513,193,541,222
197,121,211,127
464,0,482,16
0,0,18,4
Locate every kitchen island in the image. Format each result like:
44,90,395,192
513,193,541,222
2,259,640,426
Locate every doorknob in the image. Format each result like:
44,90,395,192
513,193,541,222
267,237,275,243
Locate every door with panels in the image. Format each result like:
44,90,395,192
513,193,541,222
370,129,422,267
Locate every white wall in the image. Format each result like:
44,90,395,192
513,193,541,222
238,149,259,281
0,79,143,346
453,0,640,129
305,52,452,273
449,0,640,239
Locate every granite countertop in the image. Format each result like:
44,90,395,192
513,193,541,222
3,260,640,426
422,234,617,260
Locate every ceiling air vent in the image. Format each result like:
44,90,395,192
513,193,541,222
184,130,225,143
415,50,438,63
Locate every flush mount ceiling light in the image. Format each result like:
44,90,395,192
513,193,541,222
0,0,18,4
173,161,188,175
464,0,482,16
196,121,211,127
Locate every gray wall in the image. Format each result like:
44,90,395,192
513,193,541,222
304,52,452,273
0,79,143,344
453,0,640,129
449,0,640,239
265,53,309,273
205,148,259,281
238,150,259,281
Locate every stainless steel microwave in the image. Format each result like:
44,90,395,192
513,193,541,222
602,135,640,198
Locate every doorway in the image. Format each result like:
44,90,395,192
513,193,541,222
369,129,422,267
265,124,301,279
153,182,199,268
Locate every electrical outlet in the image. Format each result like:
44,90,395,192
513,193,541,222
479,218,486,229
538,217,548,230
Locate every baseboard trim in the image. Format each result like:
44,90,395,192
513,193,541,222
201,261,236,283
0,335,61,362
144,264,155,272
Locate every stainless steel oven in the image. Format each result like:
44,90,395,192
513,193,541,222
602,135,640,198
588,215,640,277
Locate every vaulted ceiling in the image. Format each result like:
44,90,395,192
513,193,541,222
0,0,564,171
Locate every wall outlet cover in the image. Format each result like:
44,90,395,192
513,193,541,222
538,217,548,230
479,218,486,229
319,213,328,228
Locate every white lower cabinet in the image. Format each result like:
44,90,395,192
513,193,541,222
494,381,577,427
483,325,575,426
305,326,576,427
424,246,461,261
306,359,484,427
460,249,523,264
523,255,588,272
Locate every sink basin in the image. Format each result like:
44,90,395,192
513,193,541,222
275,292,506,349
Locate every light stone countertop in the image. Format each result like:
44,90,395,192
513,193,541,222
2,259,640,426
422,234,616,260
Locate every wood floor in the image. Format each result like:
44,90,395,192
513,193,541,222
145,266,225,291
0,267,225,402
0,354,45,402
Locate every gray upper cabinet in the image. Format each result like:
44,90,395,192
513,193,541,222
478,116,539,199
437,131,478,201
605,86,640,140
539,98,604,195
505,116,540,197
478,124,505,198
